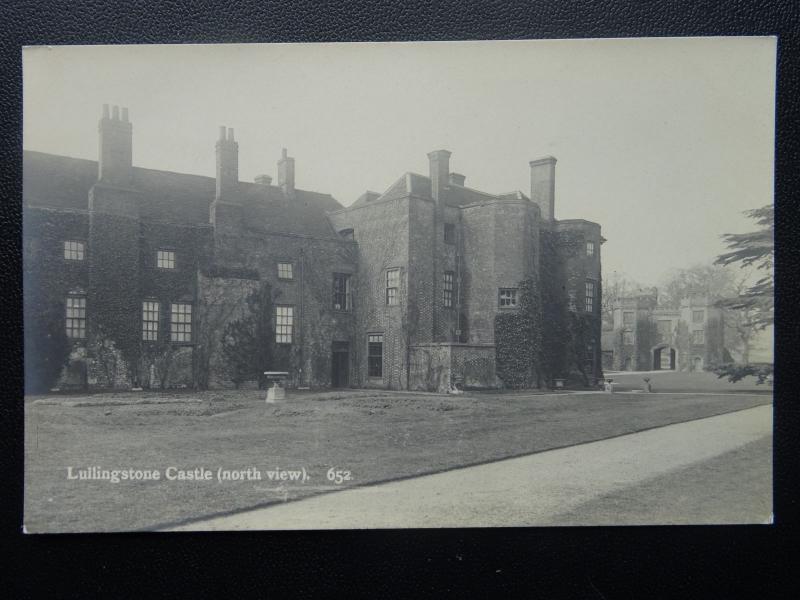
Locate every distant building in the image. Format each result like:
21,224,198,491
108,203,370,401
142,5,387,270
24,105,603,392
601,290,726,372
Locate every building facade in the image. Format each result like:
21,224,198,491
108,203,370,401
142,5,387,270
24,106,603,392
601,291,726,372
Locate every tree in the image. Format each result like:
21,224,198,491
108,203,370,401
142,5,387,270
220,283,275,389
714,204,774,331
658,264,739,309
712,205,774,384
601,271,646,330
24,300,71,394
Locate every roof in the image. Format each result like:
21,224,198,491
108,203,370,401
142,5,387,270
344,170,524,210
23,150,345,239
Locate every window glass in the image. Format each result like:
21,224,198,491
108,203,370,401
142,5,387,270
333,273,352,311
585,281,595,312
443,271,454,307
275,305,294,344
499,288,518,307
142,300,159,341
278,262,293,280
170,302,192,342
386,269,399,305
66,295,86,339
64,240,85,261
157,250,176,269
368,334,383,378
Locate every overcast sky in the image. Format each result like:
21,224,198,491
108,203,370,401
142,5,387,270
23,38,775,286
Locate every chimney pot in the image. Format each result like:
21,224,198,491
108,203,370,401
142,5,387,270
277,148,295,196
218,126,226,141
122,107,129,122
227,127,234,141
112,105,119,120
255,174,273,186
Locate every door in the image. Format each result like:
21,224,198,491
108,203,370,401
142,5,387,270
331,342,349,388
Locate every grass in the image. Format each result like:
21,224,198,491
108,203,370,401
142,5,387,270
24,388,772,532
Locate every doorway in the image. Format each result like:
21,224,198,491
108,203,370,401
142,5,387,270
331,341,350,388
653,346,676,370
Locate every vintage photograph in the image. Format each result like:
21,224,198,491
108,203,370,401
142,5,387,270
22,38,775,532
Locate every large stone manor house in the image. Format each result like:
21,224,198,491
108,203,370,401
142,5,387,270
24,106,603,392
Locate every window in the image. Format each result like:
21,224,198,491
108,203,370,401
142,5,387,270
275,305,294,344
443,271,454,308
568,291,577,312
65,295,86,339
585,281,595,313
692,329,705,345
368,334,383,378
142,300,159,341
623,311,634,326
657,320,672,336
386,268,400,306
692,310,705,324
63,240,85,261
170,302,192,342
444,223,456,245
278,262,293,280
623,330,634,345
157,250,176,269
586,241,595,257
499,288,518,308
332,273,352,311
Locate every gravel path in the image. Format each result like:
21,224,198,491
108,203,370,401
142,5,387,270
169,404,772,530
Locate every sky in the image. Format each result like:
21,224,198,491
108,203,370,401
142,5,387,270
23,38,776,286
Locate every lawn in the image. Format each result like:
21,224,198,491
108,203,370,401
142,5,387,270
24,388,772,532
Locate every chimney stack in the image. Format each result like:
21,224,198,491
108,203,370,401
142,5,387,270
277,148,295,197
254,174,273,186
215,126,239,199
98,104,133,186
449,172,466,187
427,150,451,205
529,156,557,222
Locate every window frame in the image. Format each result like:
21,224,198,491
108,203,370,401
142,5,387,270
63,240,86,261
692,329,705,345
586,240,595,257
277,262,294,281
367,333,384,379
585,280,596,313
332,273,353,312
443,223,456,245
275,304,294,345
692,310,705,324
169,302,192,343
623,330,635,345
443,271,455,308
385,268,400,306
156,249,176,270
65,294,87,339
498,288,519,308
622,311,635,326
142,299,160,342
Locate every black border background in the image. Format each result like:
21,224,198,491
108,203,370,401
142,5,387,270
2,1,798,596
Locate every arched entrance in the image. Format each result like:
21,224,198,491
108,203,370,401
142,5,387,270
652,345,676,370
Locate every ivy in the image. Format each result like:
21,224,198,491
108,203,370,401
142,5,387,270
494,278,543,388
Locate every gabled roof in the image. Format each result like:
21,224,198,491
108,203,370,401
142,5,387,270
23,150,345,239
